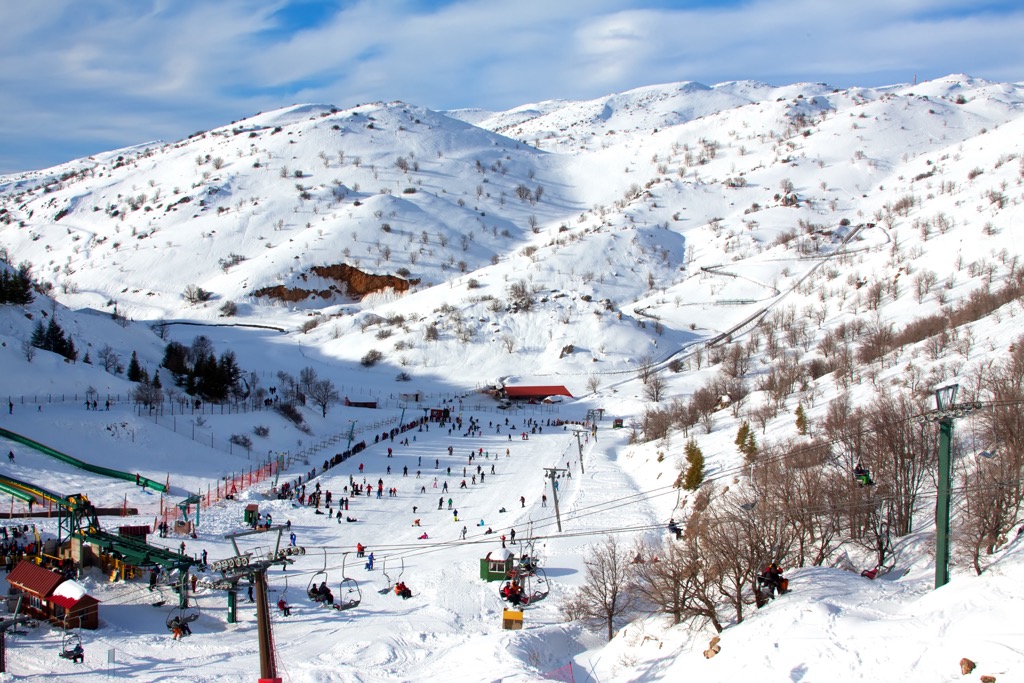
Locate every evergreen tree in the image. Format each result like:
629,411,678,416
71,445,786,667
0,263,34,305
161,341,191,385
30,321,45,348
152,371,162,390
82,350,92,365
682,439,705,491
795,403,808,435
127,351,144,382
735,420,757,461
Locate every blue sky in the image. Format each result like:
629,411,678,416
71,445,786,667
1,0,1022,174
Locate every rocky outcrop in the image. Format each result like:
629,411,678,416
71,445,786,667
310,264,417,298
252,263,417,303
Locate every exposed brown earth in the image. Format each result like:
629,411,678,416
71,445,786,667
252,263,417,302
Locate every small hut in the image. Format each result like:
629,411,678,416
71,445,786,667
49,579,100,630
480,548,514,582
5,560,101,629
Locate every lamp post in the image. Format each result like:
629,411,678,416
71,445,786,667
917,384,981,589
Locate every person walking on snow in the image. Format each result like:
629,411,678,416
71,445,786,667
460,526,467,540
520,495,526,508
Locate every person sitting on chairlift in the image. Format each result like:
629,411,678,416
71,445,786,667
394,581,412,599
758,562,788,598
853,463,874,487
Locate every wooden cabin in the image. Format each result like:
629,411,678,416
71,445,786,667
6,560,100,629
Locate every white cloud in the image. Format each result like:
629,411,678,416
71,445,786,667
1,0,1022,173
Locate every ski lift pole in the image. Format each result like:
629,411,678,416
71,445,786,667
345,420,358,453
916,384,982,590
544,467,568,532
572,430,586,475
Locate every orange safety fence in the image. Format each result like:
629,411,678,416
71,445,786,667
153,460,280,534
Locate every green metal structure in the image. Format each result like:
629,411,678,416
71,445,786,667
0,427,167,492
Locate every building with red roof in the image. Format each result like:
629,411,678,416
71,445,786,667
6,560,100,628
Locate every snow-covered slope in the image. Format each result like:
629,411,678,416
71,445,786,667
0,73,1024,681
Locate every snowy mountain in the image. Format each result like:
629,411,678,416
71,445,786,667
0,73,1022,681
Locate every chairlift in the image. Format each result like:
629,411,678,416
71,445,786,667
336,552,361,610
500,555,549,607
307,548,330,603
852,462,875,487
165,597,201,632
58,615,84,663
377,557,404,595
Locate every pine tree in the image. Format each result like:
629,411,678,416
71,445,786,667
82,350,92,365
127,351,144,382
735,421,751,450
682,439,705,491
30,321,45,348
152,371,162,390
795,403,808,435
736,420,757,461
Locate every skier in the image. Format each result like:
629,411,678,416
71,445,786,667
460,526,467,540
520,495,526,508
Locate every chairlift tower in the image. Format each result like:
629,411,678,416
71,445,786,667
213,526,304,682
543,467,569,531
915,384,983,589
571,430,587,475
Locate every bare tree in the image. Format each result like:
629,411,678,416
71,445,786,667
631,537,721,631
132,382,164,409
501,333,516,354
307,379,340,418
98,345,119,373
299,366,319,394
643,372,667,402
21,340,35,362
866,392,937,536
586,374,601,394
563,536,638,640
955,342,1024,573
636,353,656,384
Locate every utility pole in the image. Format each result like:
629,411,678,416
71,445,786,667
254,569,279,683
544,467,568,532
571,430,586,475
917,384,981,589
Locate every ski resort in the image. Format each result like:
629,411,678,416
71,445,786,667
2,4,1024,678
